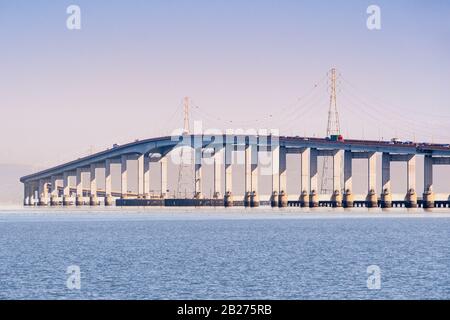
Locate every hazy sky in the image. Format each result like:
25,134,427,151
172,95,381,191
1,0,450,168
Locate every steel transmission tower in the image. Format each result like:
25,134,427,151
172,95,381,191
176,97,194,198
320,68,341,194
183,96,190,135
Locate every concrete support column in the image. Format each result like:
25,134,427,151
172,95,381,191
121,155,128,199
309,148,318,207
271,145,280,207
50,176,59,205
423,155,434,208
33,182,40,205
144,156,150,198
381,153,391,193
407,155,416,192
213,147,223,199
27,182,34,206
105,159,113,206
244,144,252,206
160,155,167,199
23,183,30,206
63,172,70,197
63,172,72,205
332,150,342,192
424,155,433,191
278,146,288,207
299,148,310,207
406,155,417,208
90,164,98,205
343,150,353,208
332,150,342,207
224,143,233,207
137,154,145,198
30,182,37,206
194,147,202,199
244,143,259,207
381,153,392,208
76,168,84,206
76,168,83,197
38,179,49,206
367,152,377,207
250,144,259,207
344,151,353,192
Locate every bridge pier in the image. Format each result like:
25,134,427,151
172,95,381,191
38,179,49,206
366,152,377,207
423,155,435,208
244,143,259,207
144,155,150,198
332,150,342,207
244,144,251,207
23,183,30,206
121,155,128,199
137,154,145,198
224,143,233,207
213,146,223,200
89,164,99,205
278,146,288,207
194,146,203,199
309,148,319,207
160,155,168,199
28,182,36,206
62,171,74,206
75,168,84,206
343,150,353,208
50,176,60,206
271,145,280,207
381,152,392,208
406,155,417,208
299,148,309,207
105,159,114,205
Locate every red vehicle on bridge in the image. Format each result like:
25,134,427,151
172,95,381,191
328,134,344,142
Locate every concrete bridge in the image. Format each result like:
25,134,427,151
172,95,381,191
20,134,450,208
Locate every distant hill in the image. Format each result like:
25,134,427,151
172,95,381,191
0,164,43,205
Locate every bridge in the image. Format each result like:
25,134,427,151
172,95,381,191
20,134,450,208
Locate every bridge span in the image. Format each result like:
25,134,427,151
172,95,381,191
20,134,450,208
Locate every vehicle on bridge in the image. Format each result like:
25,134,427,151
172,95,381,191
327,134,344,142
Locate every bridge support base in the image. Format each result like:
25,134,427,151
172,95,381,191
423,191,435,209
250,191,260,207
299,191,309,207
76,196,85,206
405,189,417,208
244,192,251,207
105,195,114,206
309,191,318,208
63,196,73,206
366,189,378,208
331,190,342,208
89,195,99,206
343,190,354,208
270,191,279,208
278,191,288,208
224,192,233,207
50,195,59,206
380,190,392,208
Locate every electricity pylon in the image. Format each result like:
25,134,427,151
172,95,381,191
320,68,341,194
176,97,194,198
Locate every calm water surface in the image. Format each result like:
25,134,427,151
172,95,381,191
0,207,449,299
